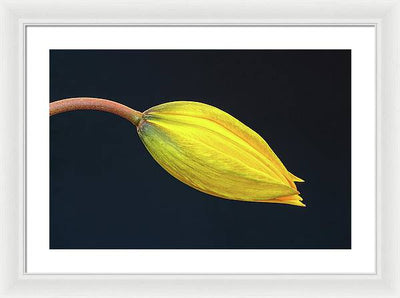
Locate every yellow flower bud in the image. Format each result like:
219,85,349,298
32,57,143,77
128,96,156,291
137,101,305,207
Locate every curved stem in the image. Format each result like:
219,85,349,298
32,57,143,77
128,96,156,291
50,97,143,126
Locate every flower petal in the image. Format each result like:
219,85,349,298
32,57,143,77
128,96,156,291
138,101,304,206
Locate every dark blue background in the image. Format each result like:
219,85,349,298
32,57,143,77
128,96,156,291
50,50,351,249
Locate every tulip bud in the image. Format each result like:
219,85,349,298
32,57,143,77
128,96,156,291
137,101,304,207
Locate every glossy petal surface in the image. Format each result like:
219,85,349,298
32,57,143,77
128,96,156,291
137,101,304,206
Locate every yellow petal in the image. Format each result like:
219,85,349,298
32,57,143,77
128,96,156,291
288,172,305,183
262,195,306,207
137,101,304,206
145,101,302,187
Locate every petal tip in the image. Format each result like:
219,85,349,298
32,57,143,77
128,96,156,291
288,172,305,183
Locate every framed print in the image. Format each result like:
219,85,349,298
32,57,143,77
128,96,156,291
26,26,374,274
1,0,400,297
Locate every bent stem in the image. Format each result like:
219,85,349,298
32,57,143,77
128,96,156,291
50,97,143,126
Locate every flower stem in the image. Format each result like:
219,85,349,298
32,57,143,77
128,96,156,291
50,97,143,126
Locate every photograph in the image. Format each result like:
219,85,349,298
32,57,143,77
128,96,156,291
49,49,351,249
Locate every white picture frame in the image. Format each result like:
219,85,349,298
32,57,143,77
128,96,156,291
1,0,399,296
